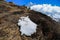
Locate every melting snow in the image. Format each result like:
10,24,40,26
18,16,37,36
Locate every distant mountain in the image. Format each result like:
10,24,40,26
0,0,60,40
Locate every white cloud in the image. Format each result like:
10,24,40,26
30,4,60,21
18,16,37,36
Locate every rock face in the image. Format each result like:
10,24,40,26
0,0,60,40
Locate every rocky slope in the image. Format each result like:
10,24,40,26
0,0,60,40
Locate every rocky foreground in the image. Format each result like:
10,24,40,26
0,0,60,40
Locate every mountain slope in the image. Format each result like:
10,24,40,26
0,1,60,40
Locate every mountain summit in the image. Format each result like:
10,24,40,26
0,0,60,40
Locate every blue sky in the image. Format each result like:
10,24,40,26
5,0,60,6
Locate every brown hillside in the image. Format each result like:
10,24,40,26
0,0,60,40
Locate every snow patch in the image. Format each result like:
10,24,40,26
18,16,37,36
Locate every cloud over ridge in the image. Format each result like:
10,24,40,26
30,4,60,21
